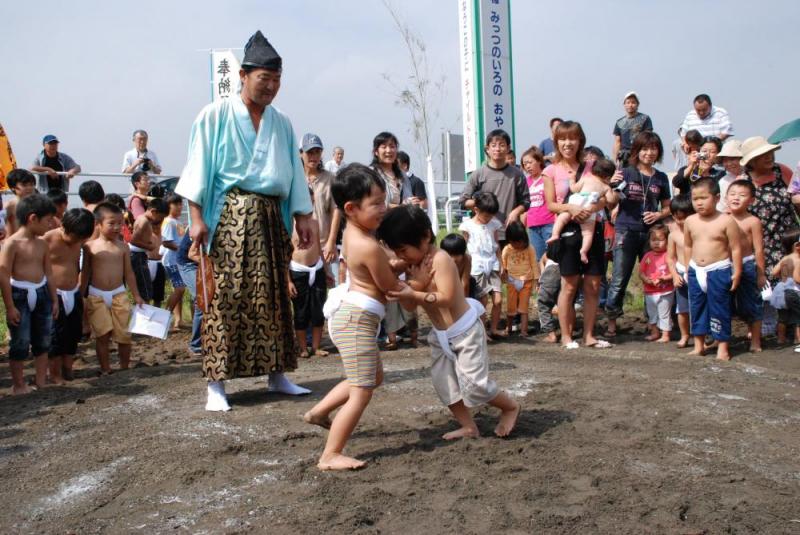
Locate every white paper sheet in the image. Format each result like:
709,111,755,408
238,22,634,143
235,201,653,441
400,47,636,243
128,304,172,340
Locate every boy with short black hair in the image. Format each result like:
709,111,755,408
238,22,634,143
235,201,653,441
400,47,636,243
5,169,37,236
78,180,105,210
303,163,399,471
666,194,695,348
130,197,168,303
83,202,144,373
44,208,95,382
459,191,505,338
46,188,68,227
440,233,476,300
684,178,742,360
0,194,58,393
377,204,520,439
726,179,766,352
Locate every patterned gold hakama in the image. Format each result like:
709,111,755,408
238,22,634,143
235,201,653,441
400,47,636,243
202,188,298,380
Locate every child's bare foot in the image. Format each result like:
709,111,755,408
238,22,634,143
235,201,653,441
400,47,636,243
495,401,520,437
442,426,479,440
48,376,66,386
676,337,690,348
544,332,558,343
716,352,731,361
749,345,762,353
580,252,589,264
303,410,332,430
317,453,367,471
657,335,670,343
11,384,32,395
488,331,506,340
687,348,705,356
644,333,660,342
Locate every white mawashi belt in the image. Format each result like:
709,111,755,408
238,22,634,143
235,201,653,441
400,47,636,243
689,259,732,293
57,284,81,315
290,257,324,287
432,298,485,361
10,277,47,311
88,284,126,308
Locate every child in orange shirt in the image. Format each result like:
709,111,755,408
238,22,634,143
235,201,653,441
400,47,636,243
501,222,538,337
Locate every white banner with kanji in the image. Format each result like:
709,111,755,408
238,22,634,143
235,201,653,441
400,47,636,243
211,50,241,102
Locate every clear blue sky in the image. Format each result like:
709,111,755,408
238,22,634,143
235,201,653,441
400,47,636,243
3,0,798,195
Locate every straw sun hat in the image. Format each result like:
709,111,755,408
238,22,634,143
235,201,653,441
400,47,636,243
740,136,780,166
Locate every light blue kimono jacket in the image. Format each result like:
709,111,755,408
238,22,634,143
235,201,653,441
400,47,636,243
175,96,312,246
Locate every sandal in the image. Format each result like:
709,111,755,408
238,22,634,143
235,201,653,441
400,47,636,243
562,341,579,350
586,339,614,349
313,348,329,357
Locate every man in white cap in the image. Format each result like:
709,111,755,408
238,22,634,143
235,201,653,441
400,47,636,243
612,91,653,166
176,30,315,411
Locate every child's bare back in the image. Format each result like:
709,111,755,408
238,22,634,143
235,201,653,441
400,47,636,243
44,229,82,290
343,225,396,303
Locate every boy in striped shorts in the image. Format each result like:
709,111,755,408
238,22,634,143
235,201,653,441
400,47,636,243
304,164,401,471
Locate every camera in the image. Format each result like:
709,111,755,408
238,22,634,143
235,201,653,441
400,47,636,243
697,151,708,161
140,157,151,172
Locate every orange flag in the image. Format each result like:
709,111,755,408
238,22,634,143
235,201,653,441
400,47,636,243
0,122,17,191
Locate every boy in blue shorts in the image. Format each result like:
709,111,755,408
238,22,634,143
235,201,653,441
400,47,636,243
667,195,694,348
0,194,58,393
683,178,742,360
726,180,766,352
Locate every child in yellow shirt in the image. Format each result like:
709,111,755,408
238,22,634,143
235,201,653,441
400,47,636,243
501,222,539,337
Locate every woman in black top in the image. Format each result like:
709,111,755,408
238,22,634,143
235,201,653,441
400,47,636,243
605,132,672,338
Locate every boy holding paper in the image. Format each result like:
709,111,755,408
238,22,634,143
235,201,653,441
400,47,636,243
83,202,144,374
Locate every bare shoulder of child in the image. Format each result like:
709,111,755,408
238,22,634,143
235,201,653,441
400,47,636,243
345,227,396,301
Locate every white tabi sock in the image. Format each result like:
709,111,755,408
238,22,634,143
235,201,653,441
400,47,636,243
205,380,231,411
267,372,311,395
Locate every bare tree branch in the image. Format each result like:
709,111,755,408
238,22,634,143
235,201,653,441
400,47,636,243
381,0,447,162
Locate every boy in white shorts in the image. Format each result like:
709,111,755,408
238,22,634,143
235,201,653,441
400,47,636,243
379,204,520,440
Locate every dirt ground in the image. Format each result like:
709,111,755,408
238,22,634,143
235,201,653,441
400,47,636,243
1,318,799,534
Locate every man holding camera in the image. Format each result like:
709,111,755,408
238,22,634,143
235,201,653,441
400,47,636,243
122,129,162,175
